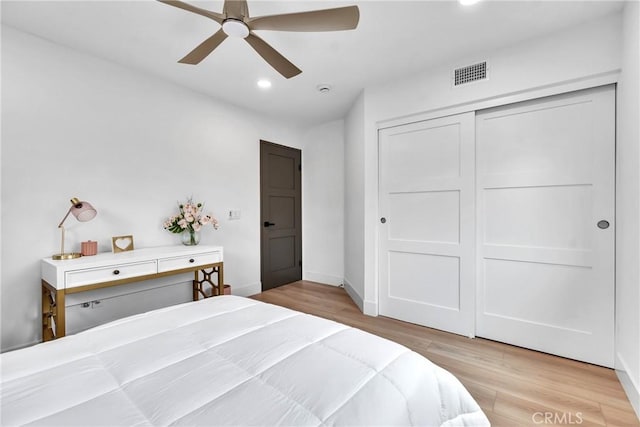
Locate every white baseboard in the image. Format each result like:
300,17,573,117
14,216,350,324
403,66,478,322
342,278,378,316
616,353,640,419
303,271,343,287
230,281,262,297
343,278,363,311
363,300,378,316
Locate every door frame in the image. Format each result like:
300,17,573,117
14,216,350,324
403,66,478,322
375,82,617,365
259,140,302,291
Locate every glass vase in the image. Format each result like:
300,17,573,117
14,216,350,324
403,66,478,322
181,230,201,246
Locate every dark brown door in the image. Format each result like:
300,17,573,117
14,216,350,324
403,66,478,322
260,140,302,291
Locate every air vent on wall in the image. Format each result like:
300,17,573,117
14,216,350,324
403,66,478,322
453,61,487,86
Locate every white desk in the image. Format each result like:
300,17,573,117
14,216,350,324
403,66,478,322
41,245,224,341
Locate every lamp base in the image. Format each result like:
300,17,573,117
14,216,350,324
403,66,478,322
52,252,82,260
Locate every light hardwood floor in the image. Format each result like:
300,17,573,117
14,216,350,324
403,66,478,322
251,281,639,426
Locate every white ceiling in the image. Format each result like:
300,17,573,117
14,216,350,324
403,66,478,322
1,0,624,126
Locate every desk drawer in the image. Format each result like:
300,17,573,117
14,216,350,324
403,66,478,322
158,251,221,273
65,260,158,288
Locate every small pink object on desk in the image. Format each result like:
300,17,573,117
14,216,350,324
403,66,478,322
81,240,98,256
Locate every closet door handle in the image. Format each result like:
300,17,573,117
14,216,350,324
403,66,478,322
264,221,276,227
597,220,610,229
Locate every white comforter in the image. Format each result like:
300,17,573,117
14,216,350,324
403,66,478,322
1,296,489,426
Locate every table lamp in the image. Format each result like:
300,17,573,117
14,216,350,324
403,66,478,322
52,197,97,260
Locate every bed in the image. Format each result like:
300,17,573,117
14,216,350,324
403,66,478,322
1,296,489,426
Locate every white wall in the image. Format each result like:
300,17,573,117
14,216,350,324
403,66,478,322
343,92,365,309
301,120,345,286
349,13,623,315
1,26,306,351
615,1,640,417
365,12,621,125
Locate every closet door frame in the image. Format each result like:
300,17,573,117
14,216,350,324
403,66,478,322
374,76,618,363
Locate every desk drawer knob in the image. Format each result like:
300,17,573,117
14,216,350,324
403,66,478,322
189,258,195,263
113,269,120,275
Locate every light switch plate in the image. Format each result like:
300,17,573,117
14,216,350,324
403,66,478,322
229,210,241,220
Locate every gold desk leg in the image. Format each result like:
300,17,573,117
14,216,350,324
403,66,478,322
218,263,224,297
42,284,54,341
42,281,65,341
193,263,224,300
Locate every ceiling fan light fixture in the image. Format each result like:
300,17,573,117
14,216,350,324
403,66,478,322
222,18,250,38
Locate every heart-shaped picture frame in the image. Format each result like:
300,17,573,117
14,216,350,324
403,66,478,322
115,237,132,250
112,235,134,253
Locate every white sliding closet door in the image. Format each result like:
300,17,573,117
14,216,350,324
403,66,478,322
475,85,615,367
379,112,475,337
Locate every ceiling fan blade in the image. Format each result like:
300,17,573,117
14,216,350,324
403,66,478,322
247,6,359,32
158,0,224,24
178,29,228,64
245,33,301,79
223,0,250,19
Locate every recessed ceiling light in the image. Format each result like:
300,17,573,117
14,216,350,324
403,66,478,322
459,0,481,5
257,79,272,89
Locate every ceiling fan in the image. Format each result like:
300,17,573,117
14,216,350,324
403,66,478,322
158,0,360,79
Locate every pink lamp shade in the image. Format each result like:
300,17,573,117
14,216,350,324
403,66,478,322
57,197,97,227
69,198,97,223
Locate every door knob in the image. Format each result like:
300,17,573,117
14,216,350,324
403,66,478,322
597,220,610,229
380,217,386,224
264,221,276,227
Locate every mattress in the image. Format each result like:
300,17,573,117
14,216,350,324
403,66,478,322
1,296,489,426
